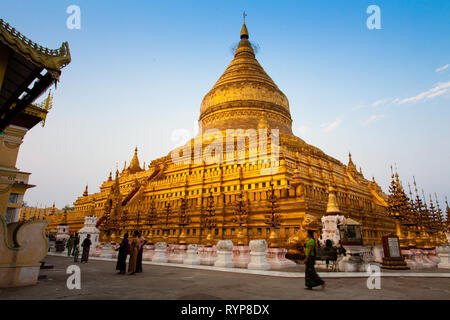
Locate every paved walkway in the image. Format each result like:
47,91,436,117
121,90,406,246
1,255,449,300
46,252,450,278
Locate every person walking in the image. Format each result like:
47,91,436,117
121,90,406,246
66,235,75,256
73,234,80,262
80,234,92,263
128,231,139,275
304,230,326,290
72,233,79,255
136,231,147,273
116,233,130,275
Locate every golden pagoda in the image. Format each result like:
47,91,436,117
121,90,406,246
59,20,400,246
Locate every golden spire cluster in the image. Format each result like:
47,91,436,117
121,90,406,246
388,168,448,247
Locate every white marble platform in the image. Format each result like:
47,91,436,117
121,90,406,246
47,252,450,278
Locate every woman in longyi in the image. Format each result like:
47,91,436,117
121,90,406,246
304,230,326,290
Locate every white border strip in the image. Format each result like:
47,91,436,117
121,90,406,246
46,252,450,278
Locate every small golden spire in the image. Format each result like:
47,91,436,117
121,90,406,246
83,185,88,197
129,146,142,172
408,182,413,197
421,189,428,209
108,171,112,181
434,193,441,210
326,186,340,215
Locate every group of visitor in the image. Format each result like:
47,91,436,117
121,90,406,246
65,233,92,263
61,228,323,289
116,231,147,275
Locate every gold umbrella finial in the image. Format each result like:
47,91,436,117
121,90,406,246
241,12,249,39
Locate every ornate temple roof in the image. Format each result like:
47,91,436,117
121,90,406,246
0,19,71,77
199,21,292,133
0,19,71,131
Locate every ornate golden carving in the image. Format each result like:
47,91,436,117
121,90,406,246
0,19,71,78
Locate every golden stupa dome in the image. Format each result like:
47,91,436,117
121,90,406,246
199,22,292,134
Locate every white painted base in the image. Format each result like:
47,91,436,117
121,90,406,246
152,248,168,263
232,246,251,268
142,245,155,261
168,245,187,264
247,252,271,270
427,250,441,265
100,243,113,259
214,250,234,268
338,246,368,272
437,245,450,269
184,246,200,265
402,250,421,269
199,246,217,266
90,244,102,257
266,248,296,270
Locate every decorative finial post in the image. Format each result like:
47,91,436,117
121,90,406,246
243,11,247,23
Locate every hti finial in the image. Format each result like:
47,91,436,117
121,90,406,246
240,12,249,39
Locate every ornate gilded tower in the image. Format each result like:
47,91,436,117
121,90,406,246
66,19,399,247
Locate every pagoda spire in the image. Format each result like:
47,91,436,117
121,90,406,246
412,177,425,227
445,196,450,232
241,12,249,39
434,193,444,230
386,170,412,223
428,193,439,230
108,171,112,181
421,189,432,229
83,185,88,197
129,146,142,173
347,152,357,173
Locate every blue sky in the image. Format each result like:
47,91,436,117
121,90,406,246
1,0,449,209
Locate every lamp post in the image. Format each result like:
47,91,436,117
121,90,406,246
264,181,282,248
202,190,217,247
145,199,158,245
161,201,172,243
232,191,248,246
129,200,143,233
177,196,191,244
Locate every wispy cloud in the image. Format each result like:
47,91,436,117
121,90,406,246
372,98,390,108
395,81,450,104
294,125,310,137
321,117,343,133
436,64,449,72
352,104,365,111
361,114,384,126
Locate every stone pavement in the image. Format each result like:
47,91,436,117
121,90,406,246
0,255,449,300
